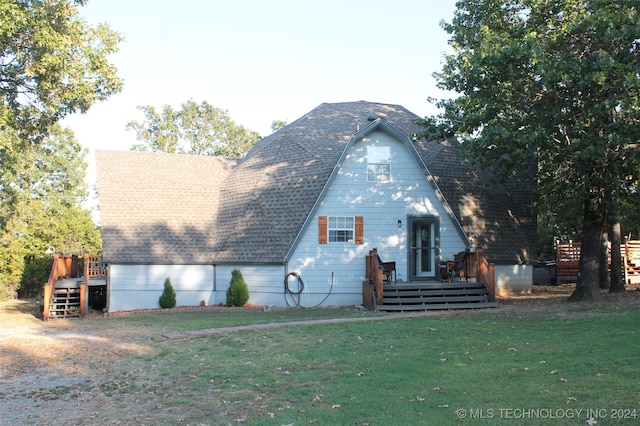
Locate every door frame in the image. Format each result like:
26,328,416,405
407,215,441,281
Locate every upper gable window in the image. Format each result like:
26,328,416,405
367,146,391,182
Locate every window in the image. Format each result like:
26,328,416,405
329,216,354,242
367,146,391,182
318,216,364,244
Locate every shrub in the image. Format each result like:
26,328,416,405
159,277,177,308
226,269,249,307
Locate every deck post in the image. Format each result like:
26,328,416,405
376,267,384,304
80,283,87,318
487,263,496,302
365,249,384,306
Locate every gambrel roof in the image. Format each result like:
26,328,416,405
96,101,535,265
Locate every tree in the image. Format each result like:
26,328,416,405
226,269,249,307
0,0,121,300
159,277,177,308
423,0,640,301
126,100,261,158
0,124,101,300
271,119,287,133
127,105,181,153
0,0,123,141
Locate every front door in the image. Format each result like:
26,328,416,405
410,219,438,280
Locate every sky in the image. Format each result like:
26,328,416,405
62,0,458,205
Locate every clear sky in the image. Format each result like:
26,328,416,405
62,0,458,200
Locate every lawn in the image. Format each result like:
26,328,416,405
1,286,639,425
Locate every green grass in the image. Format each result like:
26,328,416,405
4,299,640,425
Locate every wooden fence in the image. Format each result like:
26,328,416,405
556,240,640,285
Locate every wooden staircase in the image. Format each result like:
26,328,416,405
375,281,496,312
49,281,82,318
42,253,106,321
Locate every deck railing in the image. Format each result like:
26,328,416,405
625,239,640,284
83,253,106,279
364,248,496,308
448,249,496,302
364,249,385,308
42,253,105,321
556,239,640,285
42,254,79,321
475,250,496,302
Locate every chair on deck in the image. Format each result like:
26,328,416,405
377,255,396,285
441,250,468,282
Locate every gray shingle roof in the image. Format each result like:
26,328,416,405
95,150,237,263
96,101,535,265
415,138,536,263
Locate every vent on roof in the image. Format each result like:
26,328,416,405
367,115,377,122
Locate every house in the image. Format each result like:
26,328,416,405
95,101,535,311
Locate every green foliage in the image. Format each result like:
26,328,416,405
0,0,123,137
226,269,249,307
20,255,53,298
0,0,120,301
0,124,101,301
425,0,640,294
429,0,640,189
126,100,261,158
159,277,177,309
270,119,288,133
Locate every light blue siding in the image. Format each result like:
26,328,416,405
109,264,214,311
286,130,468,306
108,263,289,312
495,265,533,295
213,265,286,307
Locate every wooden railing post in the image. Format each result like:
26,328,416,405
42,281,52,321
42,253,62,321
475,249,496,302
376,267,384,304
80,282,87,318
364,249,384,307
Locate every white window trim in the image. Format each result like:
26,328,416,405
328,216,355,243
367,146,391,182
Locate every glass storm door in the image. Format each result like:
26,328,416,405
411,221,436,279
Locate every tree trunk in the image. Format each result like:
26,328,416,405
599,228,610,289
609,211,625,293
568,198,603,301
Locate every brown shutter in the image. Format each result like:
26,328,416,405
318,216,327,244
355,216,364,244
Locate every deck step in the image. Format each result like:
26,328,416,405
375,281,495,312
48,286,81,319
379,301,498,311
382,295,489,304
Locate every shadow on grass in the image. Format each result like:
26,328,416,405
0,298,41,320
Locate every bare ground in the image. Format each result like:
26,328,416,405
1,284,638,425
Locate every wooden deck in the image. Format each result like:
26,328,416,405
625,240,640,285
364,249,496,312
556,242,581,284
371,281,496,312
555,239,640,285
42,254,106,320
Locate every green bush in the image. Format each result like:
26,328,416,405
159,277,176,308
226,269,249,307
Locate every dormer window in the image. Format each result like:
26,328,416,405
367,146,391,182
